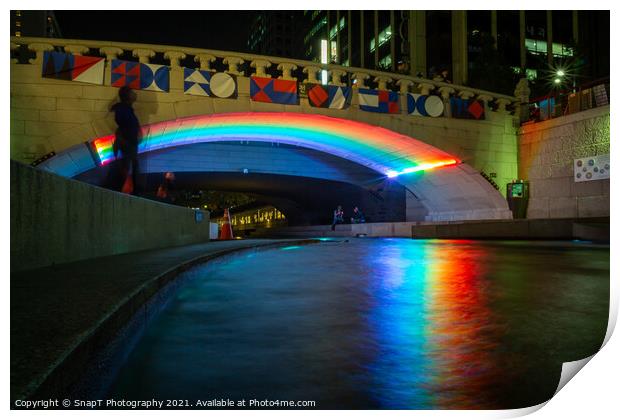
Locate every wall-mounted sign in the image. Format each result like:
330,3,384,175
183,68,238,98
42,51,105,85
407,93,444,117
574,154,609,182
250,76,298,105
111,59,169,92
450,97,485,120
358,88,400,114
306,83,352,109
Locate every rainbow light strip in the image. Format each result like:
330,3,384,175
90,112,459,177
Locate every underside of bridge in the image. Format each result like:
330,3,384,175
76,142,413,225
40,112,512,223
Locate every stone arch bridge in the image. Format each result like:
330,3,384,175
10,36,520,222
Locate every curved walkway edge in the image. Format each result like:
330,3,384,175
11,239,318,402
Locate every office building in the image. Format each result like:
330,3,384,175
301,10,609,96
10,10,62,38
247,11,303,58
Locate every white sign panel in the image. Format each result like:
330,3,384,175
574,154,610,182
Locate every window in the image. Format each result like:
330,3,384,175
329,16,346,40
379,55,392,68
511,66,538,81
331,41,337,61
525,38,574,57
370,25,392,52
525,38,546,54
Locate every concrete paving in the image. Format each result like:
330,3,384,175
11,239,315,402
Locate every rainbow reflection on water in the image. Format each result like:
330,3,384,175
365,240,506,408
108,239,609,409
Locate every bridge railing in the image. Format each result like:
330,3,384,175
11,36,518,114
520,77,610,125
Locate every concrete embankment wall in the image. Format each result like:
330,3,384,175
518,106,610,218
11,161,210,271
251,218,609,242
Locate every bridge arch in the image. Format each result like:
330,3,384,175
39,112,511,221
93,112,458,175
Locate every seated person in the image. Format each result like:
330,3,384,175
350,206,365,224
331,205,344,231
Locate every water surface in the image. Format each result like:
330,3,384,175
108,239,609,409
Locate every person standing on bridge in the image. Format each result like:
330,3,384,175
111,86,142,194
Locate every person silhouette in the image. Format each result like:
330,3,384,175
111,86,142,193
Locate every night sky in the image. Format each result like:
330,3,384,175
54,10,255,52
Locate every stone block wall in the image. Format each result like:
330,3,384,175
11,161,210,271
518,106,610,218
10,62,518,193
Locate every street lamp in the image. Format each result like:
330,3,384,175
554,68,565,86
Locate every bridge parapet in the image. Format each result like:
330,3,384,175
11,36,518,112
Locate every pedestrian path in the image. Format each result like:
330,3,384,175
11,239,314,401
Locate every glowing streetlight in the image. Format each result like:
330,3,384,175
556,69,565,77
554,78,562,85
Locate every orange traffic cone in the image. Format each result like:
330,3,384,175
219,208,234,240
121,172,133,194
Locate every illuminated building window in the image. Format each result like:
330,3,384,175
329,16,346,40
320,39,328,84
511,66,538,81
379,55,392,68
15,10,21,16
525,38,574,57
15,31,21,37
525,68,538,81
370,25,392,52
15,21,21,27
